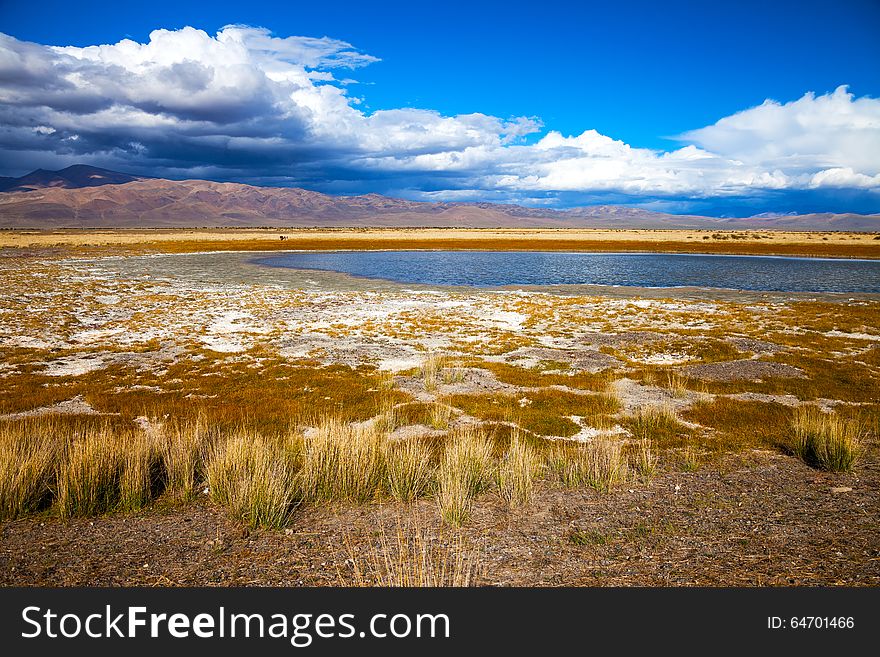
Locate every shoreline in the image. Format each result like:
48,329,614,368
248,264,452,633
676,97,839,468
1,227,879,259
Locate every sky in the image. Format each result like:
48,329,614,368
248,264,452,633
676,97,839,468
0,0,878,216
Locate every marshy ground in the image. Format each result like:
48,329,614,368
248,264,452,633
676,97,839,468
1,230,878,586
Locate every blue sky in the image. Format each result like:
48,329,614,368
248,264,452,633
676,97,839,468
1,0,878,215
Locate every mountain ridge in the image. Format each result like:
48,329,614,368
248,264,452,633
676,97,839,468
1,165,878,231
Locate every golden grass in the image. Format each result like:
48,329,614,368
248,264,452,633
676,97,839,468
682,397,793,452
206,431,299,528
790,407,864,472
298,418,385,504
0,420,60,519
437,427,493,526
161,416,210,502
119,430,159,512
623,404,690,449
631,438,658,479
495,434,542,508
384,438,436,503
428,402,454,429
55,426,124,518
447,390,619,437
341,517,484,586
6,228,878,259
421,353,459,391
547,438,628,492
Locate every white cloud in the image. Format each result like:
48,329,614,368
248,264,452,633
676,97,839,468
0,26,878,207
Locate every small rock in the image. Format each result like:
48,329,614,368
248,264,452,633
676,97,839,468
831,486,853,493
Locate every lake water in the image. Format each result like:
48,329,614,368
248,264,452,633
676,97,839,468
252,251,880,293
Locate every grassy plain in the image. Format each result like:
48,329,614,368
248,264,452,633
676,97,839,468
0,229,878,586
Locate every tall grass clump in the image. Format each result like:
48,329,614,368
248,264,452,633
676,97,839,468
790,407,864,472
0,421,60,520
119,430,160,512
342,518,483,586
421,353,463,391
298,419,385,504
631,437,657,479
384,438,436,502
437,427,493,526
56,427,123,518
665,370,688,398
495,435,542,508
548,438,627,493
429,402,454,429
162,416,210,502
206,431,299,528
626,404,685,448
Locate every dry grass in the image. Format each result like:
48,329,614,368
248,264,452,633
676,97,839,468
161,416,210,502
421,353,454,391
298,418,385,504
7,228,877,259
448,390,619,437
437,427,493,526
682,397,793,452
548,438,628,492
665,370,689,398
495,434,542,508
384,438,436,503
428,402,454,429
119,430,159,512
0,420,60,519
631,437,658,479
790,407,864,472
624,404,689,449
341,518,484,587
206,431,299,528
55,426,124,518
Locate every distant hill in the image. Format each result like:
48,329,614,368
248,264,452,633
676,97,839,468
0,165,878,231
0,165,143,193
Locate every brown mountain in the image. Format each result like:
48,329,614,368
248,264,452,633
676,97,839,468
0,166,878,231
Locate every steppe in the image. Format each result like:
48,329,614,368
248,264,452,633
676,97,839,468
1,228,878,586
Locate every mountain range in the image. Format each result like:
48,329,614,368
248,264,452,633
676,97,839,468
0,165,878,231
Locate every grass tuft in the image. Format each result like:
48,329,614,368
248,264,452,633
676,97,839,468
298,418,385,504
206,431,299,528
0,420,60,520
790,407,864,472
437,427,493,526
495,434,542,508
548,438,628,492
342,518,483,586
384,438,436,503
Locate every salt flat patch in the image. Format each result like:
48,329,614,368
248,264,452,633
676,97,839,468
71,327,127,343
201,310,271,353
825,330,880,341
553,416,628,442
629,352,695,365
42,354,106,376
378,356,422,372
480,310,527,331
1,336,59,349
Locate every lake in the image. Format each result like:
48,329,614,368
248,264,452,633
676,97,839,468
252,250,880,293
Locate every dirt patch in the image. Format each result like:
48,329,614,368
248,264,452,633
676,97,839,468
503,347,622,372
726,337,783,355
682,359,805,382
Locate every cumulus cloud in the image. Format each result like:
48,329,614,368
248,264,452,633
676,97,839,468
0,26,878,212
